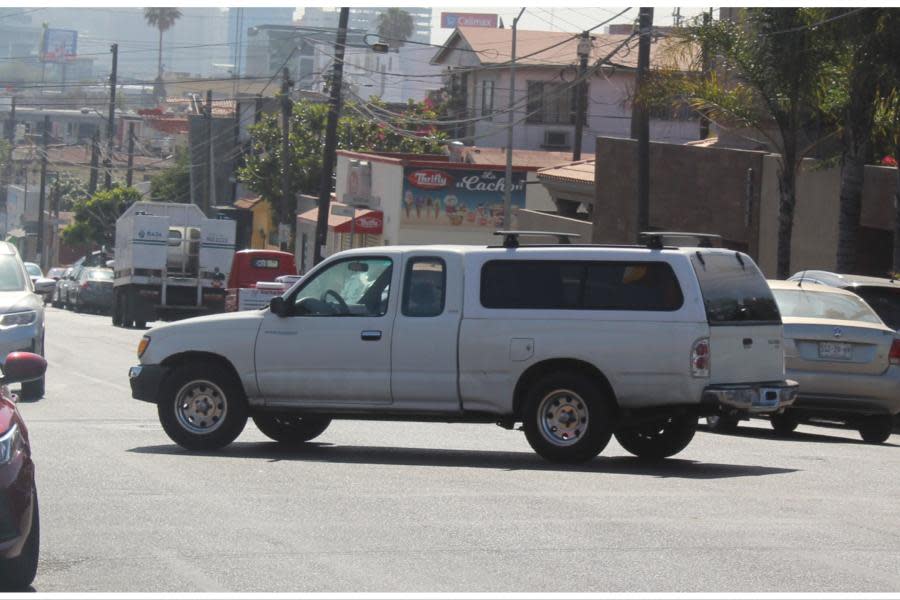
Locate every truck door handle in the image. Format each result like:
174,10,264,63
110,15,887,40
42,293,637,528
361,330,382,341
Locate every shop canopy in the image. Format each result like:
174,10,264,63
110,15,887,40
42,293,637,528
297,203,383,235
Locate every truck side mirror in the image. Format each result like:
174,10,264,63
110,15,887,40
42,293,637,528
269,296,288,317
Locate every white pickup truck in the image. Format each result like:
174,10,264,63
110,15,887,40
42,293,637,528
129,233,798,463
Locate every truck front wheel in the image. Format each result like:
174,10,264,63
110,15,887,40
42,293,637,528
158,362,248,451
614,414,697,460
252,414,331,444
522,371,613,463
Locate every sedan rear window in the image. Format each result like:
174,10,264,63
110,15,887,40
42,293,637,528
772,288,882,324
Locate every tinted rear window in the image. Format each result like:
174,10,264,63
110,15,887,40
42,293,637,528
480,260,683,311
690,251,780,325
853,286,900,330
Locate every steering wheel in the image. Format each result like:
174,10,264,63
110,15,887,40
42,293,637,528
321,289,349,314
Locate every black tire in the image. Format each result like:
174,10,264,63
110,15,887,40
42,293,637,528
21,375,45,401
157,361,248,451
0,485,39,591
706,415,739,433
615,414,697,460
770,412,799,435
521,370,614,463
859,416,893,444
252,414,332,444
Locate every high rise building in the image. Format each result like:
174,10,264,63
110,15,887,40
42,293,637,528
298,7,432,44
227,8,296,76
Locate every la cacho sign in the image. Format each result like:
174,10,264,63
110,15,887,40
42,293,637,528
401,166,526,229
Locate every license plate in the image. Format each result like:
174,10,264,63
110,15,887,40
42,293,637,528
818,342,852,360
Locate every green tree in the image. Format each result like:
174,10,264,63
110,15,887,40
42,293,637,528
238,98,446,227
0,140,10,172
61,186,143,248
653,9,836,278
143,7,182,98
377,8,415,51
148,146,190,203
53,172,88,212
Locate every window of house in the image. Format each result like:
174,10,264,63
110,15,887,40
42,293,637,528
480,260,684,311
526,81,576,125
481,80,494,119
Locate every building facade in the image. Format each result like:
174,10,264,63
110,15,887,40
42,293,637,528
432,27,700,154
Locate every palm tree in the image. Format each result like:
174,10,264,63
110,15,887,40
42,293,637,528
376,8,414,51
143,7,182,88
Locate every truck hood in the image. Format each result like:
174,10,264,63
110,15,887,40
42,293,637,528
141,310,266,365
147,309,266,337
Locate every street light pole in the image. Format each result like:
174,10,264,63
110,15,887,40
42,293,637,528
573,31,592,161
502,7,526,230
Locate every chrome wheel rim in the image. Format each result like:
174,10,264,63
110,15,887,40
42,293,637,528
537,389,588,446
174,380,227,434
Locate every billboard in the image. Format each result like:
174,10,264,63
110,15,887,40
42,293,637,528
401,166,525,229
41,29,78,62
440,13,499,29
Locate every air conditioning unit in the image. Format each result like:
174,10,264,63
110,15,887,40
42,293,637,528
543,130,570,149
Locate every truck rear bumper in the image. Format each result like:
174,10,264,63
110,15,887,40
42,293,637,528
702,380,798,415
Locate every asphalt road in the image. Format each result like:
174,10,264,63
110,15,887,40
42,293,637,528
14,307,900,592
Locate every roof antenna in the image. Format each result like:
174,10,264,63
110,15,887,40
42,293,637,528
797,271,805,288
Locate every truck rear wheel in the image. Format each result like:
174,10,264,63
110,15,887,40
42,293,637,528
614,414,697,460
522,371,613,463
252,414,331,444
158,361,248,451
770,411,799,435
859,416,893,444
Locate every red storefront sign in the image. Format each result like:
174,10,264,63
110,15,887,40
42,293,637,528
406,169,454,190
334,211,383,234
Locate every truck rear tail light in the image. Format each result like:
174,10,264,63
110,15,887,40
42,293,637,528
890,338,900,366
80,281,89,289
691,337,710,378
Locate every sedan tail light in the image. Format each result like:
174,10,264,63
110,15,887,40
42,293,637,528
691,337,710,378
890,338,900,366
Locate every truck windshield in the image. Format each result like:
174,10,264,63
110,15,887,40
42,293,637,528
0,256,27,291
690,251,781,325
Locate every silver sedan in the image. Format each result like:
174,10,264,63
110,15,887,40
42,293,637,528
767,280,899,443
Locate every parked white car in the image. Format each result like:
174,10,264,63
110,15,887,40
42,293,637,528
129,233,797,463
0,244,46,399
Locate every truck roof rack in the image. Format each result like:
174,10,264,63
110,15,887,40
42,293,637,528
639,231,722,249
494,230,582,248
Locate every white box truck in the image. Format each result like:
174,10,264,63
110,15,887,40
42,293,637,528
112,202,236,328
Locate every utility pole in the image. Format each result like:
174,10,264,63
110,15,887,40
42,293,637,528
699,9,712,140
573,31,592,161
126,121,135,187
206,89,215,215
314,6,349,265
1,96,14,228
633,7,653,240
104,43,118,190
88,131,100,195
280,67,293,250
37,116,48,269
503,7,526,230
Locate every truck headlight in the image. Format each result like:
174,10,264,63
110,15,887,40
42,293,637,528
0,423,23,464
0,311,36,328
137,335,150,358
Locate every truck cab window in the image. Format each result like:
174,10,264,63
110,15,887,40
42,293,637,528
402,258,446,317
291,257,392,317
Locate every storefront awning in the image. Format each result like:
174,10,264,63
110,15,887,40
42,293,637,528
297,203,383,235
